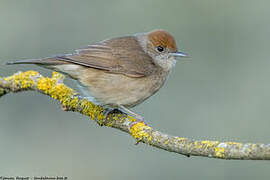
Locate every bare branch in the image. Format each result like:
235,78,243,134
1,71,270,160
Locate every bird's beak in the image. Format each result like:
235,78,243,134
170,51,188,57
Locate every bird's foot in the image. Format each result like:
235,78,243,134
116,105,150,130
128,114,150,131
98,108,121,126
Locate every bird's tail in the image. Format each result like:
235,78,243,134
6,58,44,65
6,57,80,80
6,57,66,66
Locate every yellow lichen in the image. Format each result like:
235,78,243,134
91,106,105,122
36,74,79,110
128,116,137,123
79,99,106,122
80,99,93,116
200,140,219,149
52,71,65,80
192,141,202,149
164,139,170,145
37,77,57,94
4,71,39,89
176,137,187,142
0,88,5,95
215,147,225,158
147,133,153,142
225,141,243,149
129,122,152,142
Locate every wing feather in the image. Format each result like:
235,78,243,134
54,36,157,77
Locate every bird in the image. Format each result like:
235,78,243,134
7,29,187,120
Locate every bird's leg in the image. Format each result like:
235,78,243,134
118,105,144,121
98,107,122,126
118,105,149,130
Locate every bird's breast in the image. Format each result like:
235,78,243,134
78,67,168,107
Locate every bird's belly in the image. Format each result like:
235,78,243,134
79,68,165,107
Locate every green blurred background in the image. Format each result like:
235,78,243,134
1,0,270,179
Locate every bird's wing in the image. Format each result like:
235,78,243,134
55,36,157,77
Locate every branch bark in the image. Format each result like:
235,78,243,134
1,71,270,160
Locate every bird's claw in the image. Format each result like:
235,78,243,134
128,115,150,131
98,108,121,126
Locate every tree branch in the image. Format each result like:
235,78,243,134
1,71,270,160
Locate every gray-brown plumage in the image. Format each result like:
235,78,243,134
7,29,187,117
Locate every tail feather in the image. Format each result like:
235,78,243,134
6,57,66,66
6,59,43,65
6,57,80,80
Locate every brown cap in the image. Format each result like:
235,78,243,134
148,30,178,52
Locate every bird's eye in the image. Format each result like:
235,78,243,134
156,46,164,52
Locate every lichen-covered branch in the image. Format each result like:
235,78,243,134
1,71,270,160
